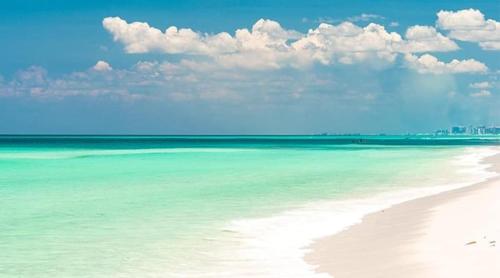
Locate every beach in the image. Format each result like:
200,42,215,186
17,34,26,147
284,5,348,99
306,152,500,277
1,136,499,277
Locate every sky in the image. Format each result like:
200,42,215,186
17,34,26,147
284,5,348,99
0,0,499,134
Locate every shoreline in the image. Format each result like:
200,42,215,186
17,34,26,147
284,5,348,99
305,150,500,277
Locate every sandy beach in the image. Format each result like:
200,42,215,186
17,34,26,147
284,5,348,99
306,152,500,278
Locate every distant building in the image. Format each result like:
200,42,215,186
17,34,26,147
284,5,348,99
446,125,500,135
467,125,485,135
466,125,474,134
477,126,486,135
485,126,500,135
435,129,449,135
450,126,466,134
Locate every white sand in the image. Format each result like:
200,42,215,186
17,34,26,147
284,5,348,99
306,153,500,278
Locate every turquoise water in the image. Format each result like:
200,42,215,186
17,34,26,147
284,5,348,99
1,136,499,277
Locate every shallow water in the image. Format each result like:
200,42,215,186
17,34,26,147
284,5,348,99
1,136,499,277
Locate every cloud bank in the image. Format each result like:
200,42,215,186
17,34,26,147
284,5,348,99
103,15,468,71
1,8,497,103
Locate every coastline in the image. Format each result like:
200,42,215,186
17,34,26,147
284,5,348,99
305,151,500,277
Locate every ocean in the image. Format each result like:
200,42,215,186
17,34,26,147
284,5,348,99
1,135,499,277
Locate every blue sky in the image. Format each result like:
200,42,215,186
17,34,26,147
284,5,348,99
0,0,499,134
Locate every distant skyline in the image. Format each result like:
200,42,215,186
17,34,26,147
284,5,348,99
0,0,499,134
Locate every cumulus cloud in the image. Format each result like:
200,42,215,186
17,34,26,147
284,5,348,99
102,17,301,56
405,53,488,74
103,17,229,55
104,17,307,70
290,22,403,66
402,25,458,52
93,60,113,71
437,9,500,50
103,17,468,70
437,9,487,29
6,11,497,101
469,81,491,89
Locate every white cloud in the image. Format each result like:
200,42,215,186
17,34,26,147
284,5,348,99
93,60,113,71
347,13,385,22
0,66,49,97
103,17,305,70
478,41,500,50
314,17,336,24
437,9,486,29
0,58,358,103
134,61,158,72
469,81,491,89
401,25,458,52
1,65,138,99
405,53,488,74
16,66,48,84
437,9,500,50
290,22,403,66
104,17,203,54
102,17,302,57
103,17,473,71
470,90,491,97
312,14,384,25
